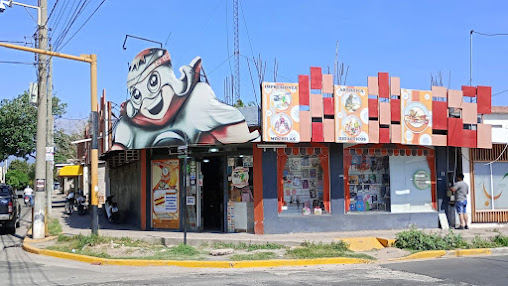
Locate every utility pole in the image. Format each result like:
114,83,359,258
33,0,48,240
0,42,99,236
46,45,53,216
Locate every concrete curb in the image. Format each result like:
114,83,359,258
22,239,372,268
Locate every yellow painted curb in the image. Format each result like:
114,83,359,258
454,248,492,257
396,250,447,260
24,235,58,244
22,240,372,268
376,237,396,247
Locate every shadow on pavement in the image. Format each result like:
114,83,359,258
53,194,138,232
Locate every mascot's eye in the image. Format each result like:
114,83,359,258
131,88,142,103
147,72,160,93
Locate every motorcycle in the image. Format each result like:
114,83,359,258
76,193,87,215
104,195,119,222
24,195,31,207
65,192,76,215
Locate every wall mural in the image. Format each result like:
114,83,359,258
112,48,260,150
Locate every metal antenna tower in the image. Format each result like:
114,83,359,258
233,0,240,103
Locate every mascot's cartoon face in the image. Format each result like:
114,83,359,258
125,48,201,126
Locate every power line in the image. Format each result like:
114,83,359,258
0,60,36,65
57,0,107,51
493,88,508,97
44,0,60,28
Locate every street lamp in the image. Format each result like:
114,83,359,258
0,0,41,26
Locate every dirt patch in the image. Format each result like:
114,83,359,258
359,247,411,260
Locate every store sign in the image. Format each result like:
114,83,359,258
334,86,369,143
151,159,180,229
413,170,431,190
401,89,433,145
231,167,249,188
112,48,260,150
262,82,300,142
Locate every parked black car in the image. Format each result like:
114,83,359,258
0,184,21,234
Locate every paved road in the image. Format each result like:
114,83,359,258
2,203,508,285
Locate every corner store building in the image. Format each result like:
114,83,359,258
99,48,498,234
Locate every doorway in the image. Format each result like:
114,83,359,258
201,157,224,231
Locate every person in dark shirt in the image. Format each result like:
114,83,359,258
451,173,469,229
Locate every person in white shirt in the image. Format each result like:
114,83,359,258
23,185,34,206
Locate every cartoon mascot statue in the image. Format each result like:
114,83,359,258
112,48,260,150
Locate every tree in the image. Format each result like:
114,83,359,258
54,129,81,164
5,159,34,190
0,91,66,161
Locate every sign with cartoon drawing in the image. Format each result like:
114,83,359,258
112,48,260,150
262,82,300,142
334,86,369,143
152,159,180,229
401,89,432,145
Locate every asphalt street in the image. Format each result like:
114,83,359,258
1,202,508,285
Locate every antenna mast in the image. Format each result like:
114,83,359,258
233,0,240,103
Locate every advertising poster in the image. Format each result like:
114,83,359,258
151,159,180,229
334,86,369,143
401,89,433,145
473,162,508,210
262,82,300,142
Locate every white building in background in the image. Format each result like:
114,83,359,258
484,106,508,144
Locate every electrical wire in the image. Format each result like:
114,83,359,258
57,0,107,51
493,88,508,97
0,60,36,65
53,0,91,50
44,0,60,28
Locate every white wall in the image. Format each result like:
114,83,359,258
484,114,508,144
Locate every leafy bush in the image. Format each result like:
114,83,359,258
470,235,497,248
492,234,508,247
395,226,508,251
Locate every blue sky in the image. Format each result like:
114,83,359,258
1,0,508,121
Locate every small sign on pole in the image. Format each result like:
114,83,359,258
45,146,54,162
36,179,45,192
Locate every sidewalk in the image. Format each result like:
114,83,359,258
52,194,508,247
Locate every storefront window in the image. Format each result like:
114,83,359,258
278,147,330,215
473,162,508,210
344,145,436,213
346,155,391,212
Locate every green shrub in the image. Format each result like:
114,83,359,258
395,226,469,251
470,235,497,248
493,234,508,247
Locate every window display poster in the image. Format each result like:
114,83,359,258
334,86,369,143
473,162,508,211
151,159,180,229
231,167,250,188
401,89,433,145
262,82,300,142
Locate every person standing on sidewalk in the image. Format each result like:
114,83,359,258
451,174,469,229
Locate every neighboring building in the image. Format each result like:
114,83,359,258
463,106,508,224
85,47,501,234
